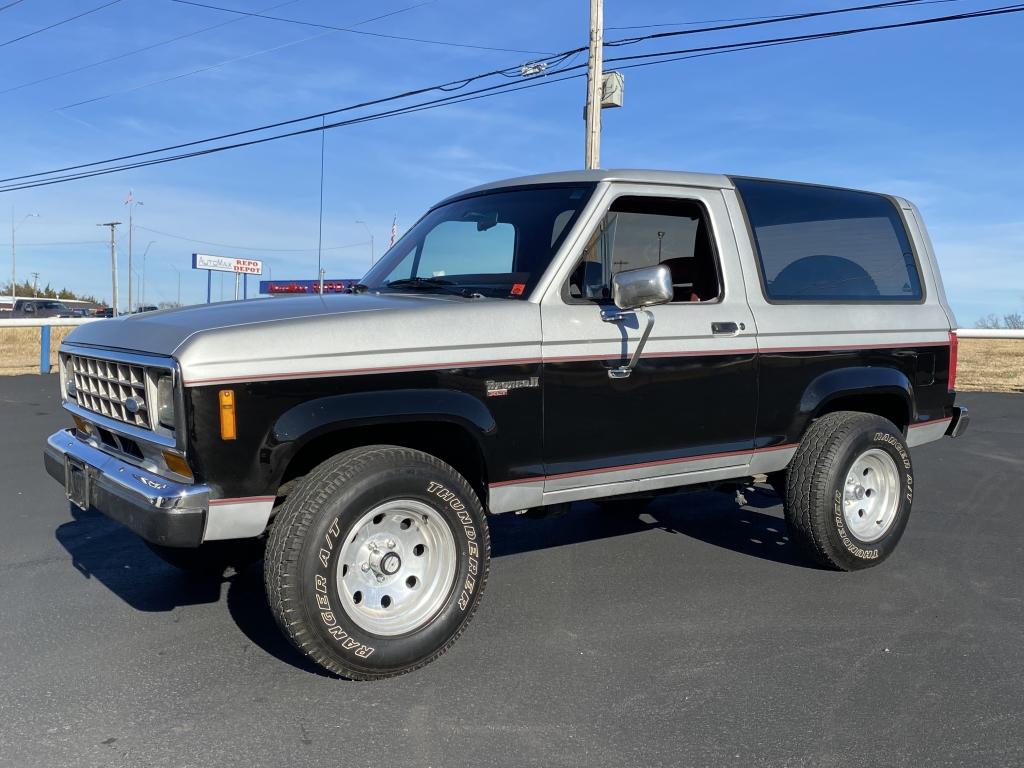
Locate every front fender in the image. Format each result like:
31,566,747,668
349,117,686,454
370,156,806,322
267,387,497,475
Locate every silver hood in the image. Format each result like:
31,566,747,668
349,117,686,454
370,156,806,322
64,293,542,386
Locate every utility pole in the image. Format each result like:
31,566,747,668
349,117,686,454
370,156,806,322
31,272,39,296
584,0,604,170
98,222,121,316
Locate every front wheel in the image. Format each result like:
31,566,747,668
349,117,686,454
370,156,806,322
783,411,914,571
264,446,490,679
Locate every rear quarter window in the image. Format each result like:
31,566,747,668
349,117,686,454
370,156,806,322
734,178,923,302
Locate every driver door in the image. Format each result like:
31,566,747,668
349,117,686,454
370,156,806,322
538,184,758,503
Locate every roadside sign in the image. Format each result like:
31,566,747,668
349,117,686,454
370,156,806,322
191,253,263,275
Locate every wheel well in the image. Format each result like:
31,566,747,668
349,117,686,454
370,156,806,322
816,392,910,433
279,421,488,502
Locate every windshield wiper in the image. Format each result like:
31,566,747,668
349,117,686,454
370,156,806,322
383,276,483,299
385,277,456,289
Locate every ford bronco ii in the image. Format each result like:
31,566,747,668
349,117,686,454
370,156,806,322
44,170,968,678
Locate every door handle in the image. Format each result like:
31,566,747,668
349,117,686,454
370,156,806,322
712,321,744,335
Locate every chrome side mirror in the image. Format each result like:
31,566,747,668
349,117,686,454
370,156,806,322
601,265,672,380
611,264,673,311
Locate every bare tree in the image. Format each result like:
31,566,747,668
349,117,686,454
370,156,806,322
1004,312,1024,330
975,313,1002,329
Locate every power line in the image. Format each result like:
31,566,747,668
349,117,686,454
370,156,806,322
604,0,961,46
47,2,430,108
0,0,306,97
169,0,553,55
134,225,370,253
605,0,961,30
2,1,1021,191
0,0,960,181
0,0,123,48
604,2,1024,64
0,53,575,185
0,240,108,247
0,0,29,13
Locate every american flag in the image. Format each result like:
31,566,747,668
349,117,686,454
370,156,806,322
389,215,398,248
124,189,133,205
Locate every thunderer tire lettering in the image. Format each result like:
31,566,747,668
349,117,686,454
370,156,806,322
833,490,880,560
312,515,375,659
427,481,478,612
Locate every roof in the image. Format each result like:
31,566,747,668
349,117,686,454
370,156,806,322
438,169,735,205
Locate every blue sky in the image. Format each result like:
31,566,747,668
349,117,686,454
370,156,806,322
0,0,1021,323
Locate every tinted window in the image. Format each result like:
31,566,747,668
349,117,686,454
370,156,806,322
735,178,922,302
566,196,720,303
363,185,595,300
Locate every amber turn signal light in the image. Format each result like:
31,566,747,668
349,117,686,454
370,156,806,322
162,451,193,479
219,389,237,440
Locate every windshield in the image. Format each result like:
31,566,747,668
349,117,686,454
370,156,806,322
361,184,595,299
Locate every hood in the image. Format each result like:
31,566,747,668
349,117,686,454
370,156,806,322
63,292,543,386
64,293,457,356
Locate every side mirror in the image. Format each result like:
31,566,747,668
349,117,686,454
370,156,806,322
611,264,673,311
602,264,672,381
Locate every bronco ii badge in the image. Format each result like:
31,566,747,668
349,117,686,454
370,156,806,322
485,376,539,397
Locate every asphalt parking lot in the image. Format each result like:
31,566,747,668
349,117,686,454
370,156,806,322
1,374,1021,767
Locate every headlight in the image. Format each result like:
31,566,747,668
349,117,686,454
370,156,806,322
156,375,175,428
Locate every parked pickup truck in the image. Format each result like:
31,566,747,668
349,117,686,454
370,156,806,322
12,299,73,318
44,170,968,679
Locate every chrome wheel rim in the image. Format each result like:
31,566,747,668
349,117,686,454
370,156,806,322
335,499,457,636
842,448,901,543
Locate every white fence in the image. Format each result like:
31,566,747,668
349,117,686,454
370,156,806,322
955,328,1024,339
1,318,1022,374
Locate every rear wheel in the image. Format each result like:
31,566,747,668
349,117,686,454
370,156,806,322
783,411,914,571
265,445,489,679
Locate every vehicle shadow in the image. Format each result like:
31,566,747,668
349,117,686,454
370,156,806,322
52,484,812,675
54,504,225,611
53,502,328,673
489,485,815,569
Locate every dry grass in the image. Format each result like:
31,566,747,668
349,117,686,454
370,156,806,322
0,326,76,375
957,338,1024,394
1,327,1021,392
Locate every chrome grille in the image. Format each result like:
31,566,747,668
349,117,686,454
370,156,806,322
68,354,151,429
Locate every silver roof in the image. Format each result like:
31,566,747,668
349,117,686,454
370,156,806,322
438,169,735,205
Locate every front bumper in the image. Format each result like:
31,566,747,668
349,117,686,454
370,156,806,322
946,405,970,438
44,429,210,547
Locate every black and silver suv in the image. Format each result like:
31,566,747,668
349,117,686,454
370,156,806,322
44,170,968,679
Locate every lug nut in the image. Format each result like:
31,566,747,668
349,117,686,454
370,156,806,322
387,539,396,549
361,563,369,572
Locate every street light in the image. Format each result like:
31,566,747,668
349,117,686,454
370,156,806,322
124,194,143,312
10,210,39,305
140,240,156,308
355,220,375,266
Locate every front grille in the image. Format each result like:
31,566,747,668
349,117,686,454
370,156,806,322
68,354,152,429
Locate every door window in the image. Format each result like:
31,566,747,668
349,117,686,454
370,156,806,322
566,196,720,303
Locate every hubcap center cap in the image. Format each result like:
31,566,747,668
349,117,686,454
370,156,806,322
379,551,401,576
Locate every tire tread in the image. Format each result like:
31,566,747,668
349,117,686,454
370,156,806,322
264,445,489,680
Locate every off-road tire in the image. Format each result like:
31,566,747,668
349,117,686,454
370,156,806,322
264,445,490,679
784,411,914,571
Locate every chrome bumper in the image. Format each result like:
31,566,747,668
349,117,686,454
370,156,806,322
946,406,970,438
43,429,210,547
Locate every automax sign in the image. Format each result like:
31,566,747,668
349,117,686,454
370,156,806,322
191,253,263,275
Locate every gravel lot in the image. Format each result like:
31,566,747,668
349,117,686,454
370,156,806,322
1,375,1021,767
